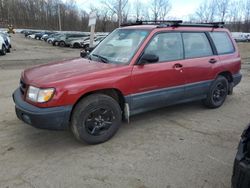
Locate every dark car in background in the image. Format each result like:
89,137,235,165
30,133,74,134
24,30,37,37
232,123,250,188
34,32,55,40
42,32,58,41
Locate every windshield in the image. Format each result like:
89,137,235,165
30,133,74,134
90,29,149,65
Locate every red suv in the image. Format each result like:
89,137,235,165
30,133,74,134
13,21,242,144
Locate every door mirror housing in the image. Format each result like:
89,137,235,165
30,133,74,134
138,54,159,65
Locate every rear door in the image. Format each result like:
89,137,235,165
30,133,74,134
180,32,218,99
130,32,186,114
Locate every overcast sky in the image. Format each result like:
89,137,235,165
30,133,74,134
69,0,203,20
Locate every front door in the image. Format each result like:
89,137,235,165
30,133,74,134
130,32,186,115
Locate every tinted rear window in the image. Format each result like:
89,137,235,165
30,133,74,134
209,32,235,54
183,33,213,59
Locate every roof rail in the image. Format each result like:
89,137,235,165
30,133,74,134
121,20,225,28
206,22,225,28
120,20,183,27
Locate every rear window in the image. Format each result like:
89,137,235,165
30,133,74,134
183,33,213,59
209,32,235,54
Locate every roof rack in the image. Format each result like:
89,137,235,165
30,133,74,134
120,20,183,27
120,20,225,28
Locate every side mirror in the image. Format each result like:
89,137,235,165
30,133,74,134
80,50,89,58
138,53,159,65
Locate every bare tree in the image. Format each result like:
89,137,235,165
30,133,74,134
103,0,128,26
134,0,142,20
216,0,230,22
195,0,217,22
151,0,171,21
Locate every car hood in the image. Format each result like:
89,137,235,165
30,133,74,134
23,58,120,87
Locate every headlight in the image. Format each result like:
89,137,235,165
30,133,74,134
27,86,55,103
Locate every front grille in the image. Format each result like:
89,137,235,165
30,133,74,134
20,79,27,95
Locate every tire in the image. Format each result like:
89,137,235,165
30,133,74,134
59,41,66,47
202,76,229,108
73,43,81,48
0,45,6,55
83,44,89,49
6,47,10,53
71,94,122,144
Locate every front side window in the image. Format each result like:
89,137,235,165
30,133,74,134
90,29,149,64
144,32,183,62
209,32,235,54
183,33,213,59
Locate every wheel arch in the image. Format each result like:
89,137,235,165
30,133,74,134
69,88,126,121
217,71,233,83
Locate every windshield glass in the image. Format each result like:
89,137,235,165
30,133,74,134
90,29,149,65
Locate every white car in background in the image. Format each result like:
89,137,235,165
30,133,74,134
82,36,106,49
27,34,36,39
70,36,90,48
231,32,248,42
0,35,7,55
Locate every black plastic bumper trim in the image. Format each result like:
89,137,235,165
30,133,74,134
13,88,72,130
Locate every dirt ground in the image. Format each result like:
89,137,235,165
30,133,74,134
0,34,249,188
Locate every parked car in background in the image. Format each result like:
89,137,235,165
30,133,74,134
24,30,37,37
27,33,36,39
41,32,57,41
232,123,250,188
13,21,242,144
0,35,7,55
47,33,62,44
53,33,89,47
0,32,11,53
82,36,106,49
70,36,90,48
231,32,248,42
34,32,54,40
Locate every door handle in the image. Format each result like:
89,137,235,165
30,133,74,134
173,63,183,69
209,58,217,64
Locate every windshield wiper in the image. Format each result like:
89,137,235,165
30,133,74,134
91,54,109,64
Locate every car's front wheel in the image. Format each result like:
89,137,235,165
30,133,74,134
59,41,66,47
6,46,10,53
73,43,81,48
203,76,229,108
71,94,122,144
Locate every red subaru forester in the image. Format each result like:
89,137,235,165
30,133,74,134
13,21,242,144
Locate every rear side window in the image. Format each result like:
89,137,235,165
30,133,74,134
144,32,183,62
209,32,235,54
183,33,213,59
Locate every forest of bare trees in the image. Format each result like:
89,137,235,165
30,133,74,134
0,0,250,32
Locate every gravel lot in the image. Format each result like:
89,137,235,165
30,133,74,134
0,34,249,188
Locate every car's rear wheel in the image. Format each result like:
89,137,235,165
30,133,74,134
71,94,122,144
0,45,6,55
203,76,229,108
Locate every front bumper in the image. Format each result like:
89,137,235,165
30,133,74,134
13,89,72,130
232,126,250,188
